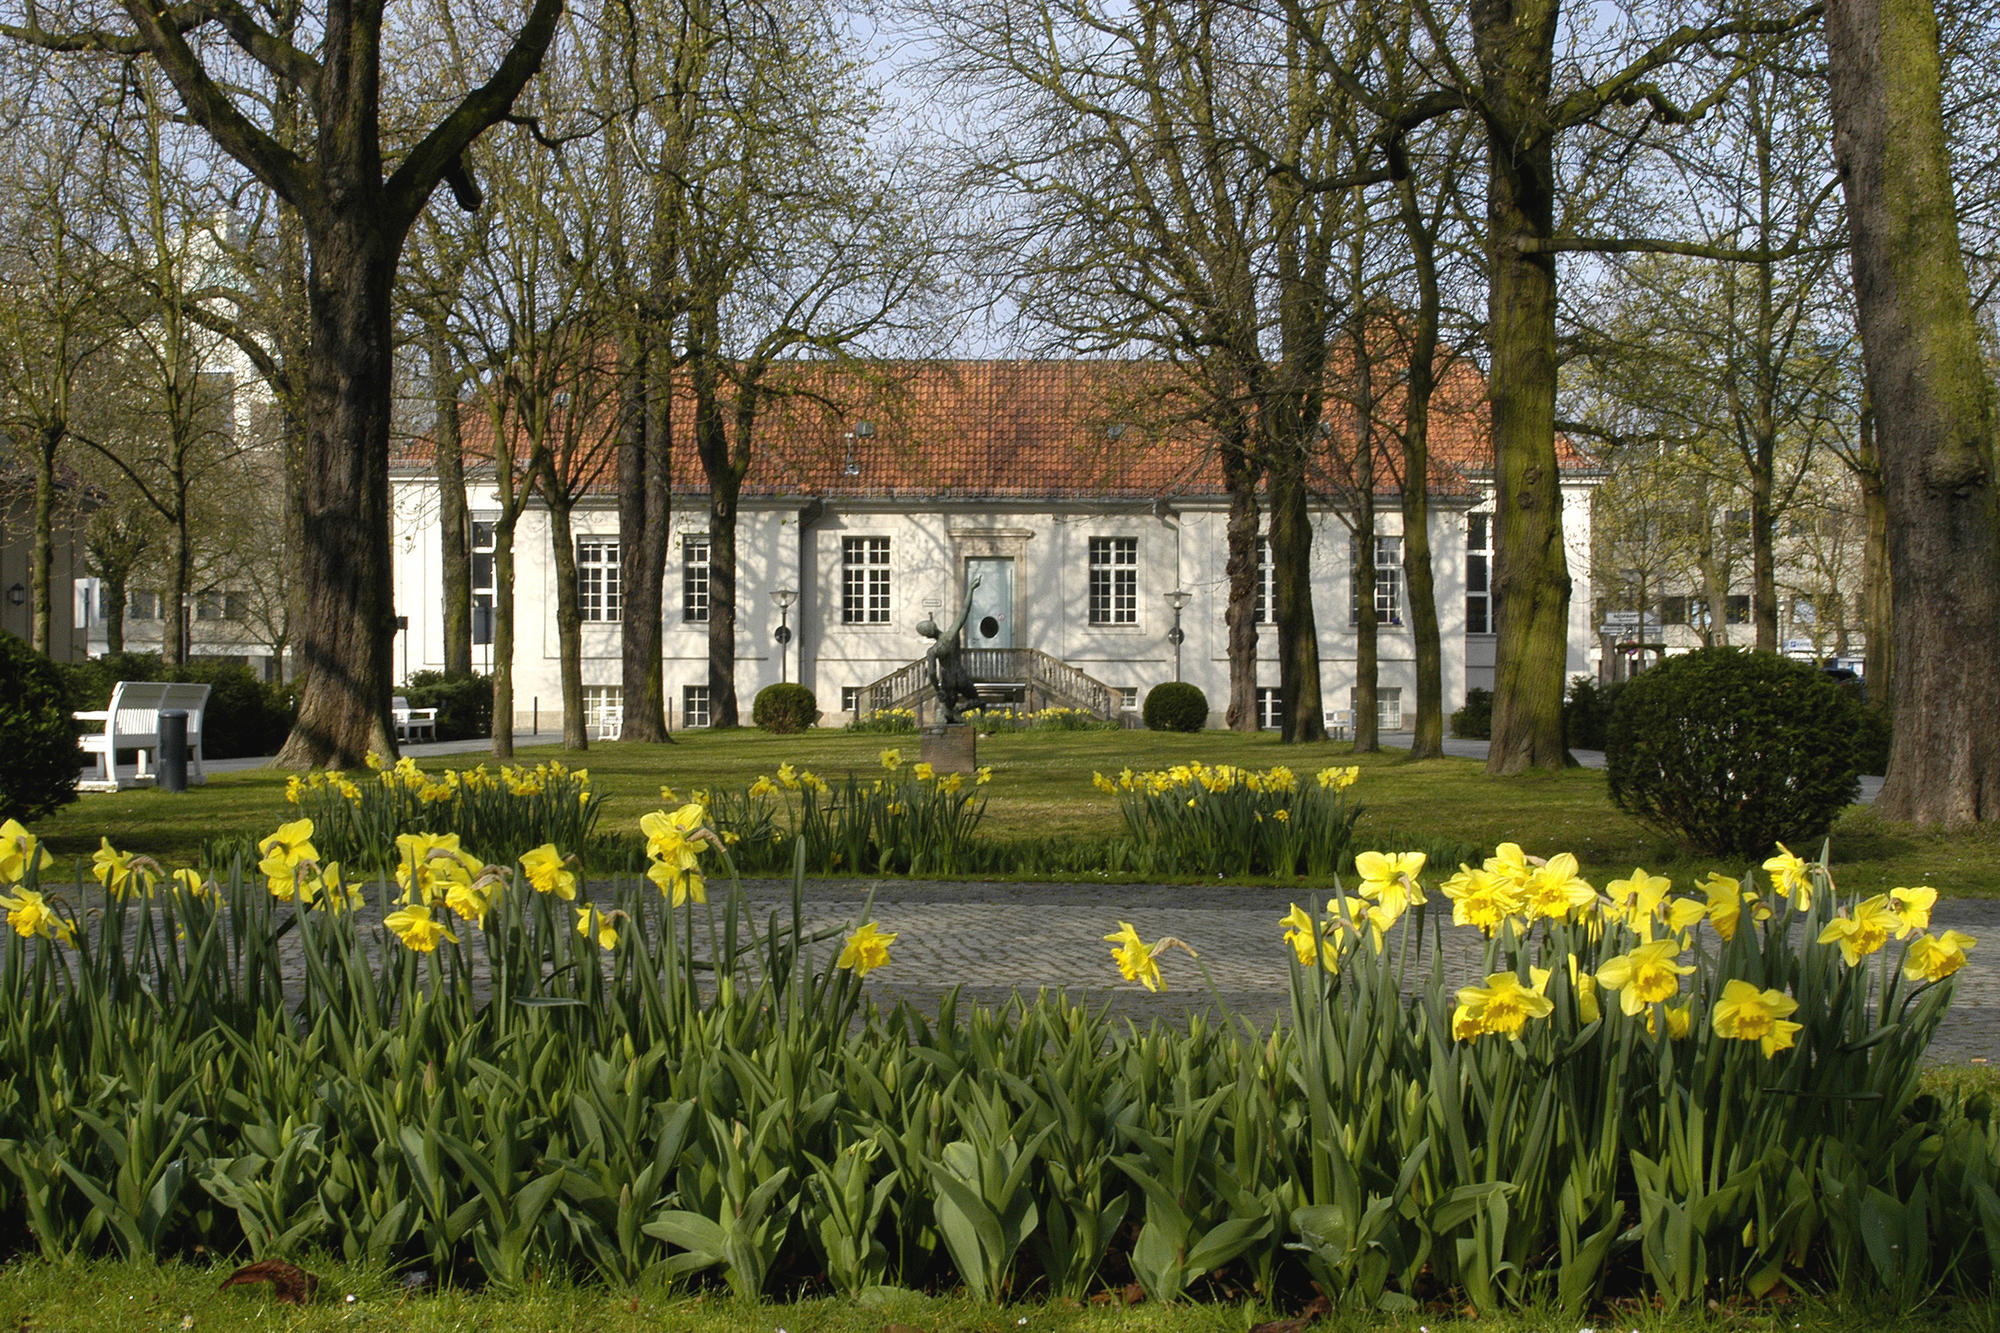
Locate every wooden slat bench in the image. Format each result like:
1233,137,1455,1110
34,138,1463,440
393,696,438,743
75,680,212,792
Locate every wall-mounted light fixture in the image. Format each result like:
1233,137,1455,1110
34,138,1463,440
770,587,797,682
1165,588,1193,682
6,583,23,607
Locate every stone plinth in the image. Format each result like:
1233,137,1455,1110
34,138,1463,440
920,722,977,774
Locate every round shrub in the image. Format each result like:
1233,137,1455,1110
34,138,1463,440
752,682,819,733
1605,647,1869,858
1450,687,1493,740
0,631,80,821
404,670,493,741
1143,681,1209,732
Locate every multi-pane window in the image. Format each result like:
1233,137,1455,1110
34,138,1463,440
1725,594,1751,625
842,537,891,624
577,538,620,623
582,684,622,738
127,590,163,621
1466,514,1493,634
471,519,496,645
1351,687,1405,731
1255,686,1284,731
1120,687,1139,711
193,592,249,621
1253,537,1274,624
682,536,710,624
1351,535,1404,626
682,685,711,729
1087,536,1137,625
841,685,863,715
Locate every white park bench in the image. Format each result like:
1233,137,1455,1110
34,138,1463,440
75,680,212,792
393,696,438,743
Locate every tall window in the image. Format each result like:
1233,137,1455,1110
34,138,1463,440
582,684,622,738
842,537,891,624
471,519,496,645
1466,514,1493,634
1088,536,1137,625
577,538,620,622
1351,686,1404,731
1351,535,1404,626
1253,537,1274,624
127,590,162,621
682,684,712,729
682,536,710,624
1255,686,1284,731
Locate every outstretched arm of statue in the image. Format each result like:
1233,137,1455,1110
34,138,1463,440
944,576,982,641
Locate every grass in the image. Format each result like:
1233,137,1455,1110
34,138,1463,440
28,728,2000,898
4,1257,1999,1332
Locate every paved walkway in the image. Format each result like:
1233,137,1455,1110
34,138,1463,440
742,874,1993,1064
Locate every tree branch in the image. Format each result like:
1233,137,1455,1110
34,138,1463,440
1520,235,1842,260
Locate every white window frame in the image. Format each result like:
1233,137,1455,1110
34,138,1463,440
682,684,711,729
582,684,623,738
577,537,621,623
1088,536,1138,626
1351,534,1404,627
841,685,863,714
1253,536,1274,625
842,536,892,625
1255,686,1284,731
471,518,497,645
1466,513,1493,635
1349,686,1405,731
682,535,711,624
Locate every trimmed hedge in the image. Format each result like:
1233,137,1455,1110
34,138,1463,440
403,670,493,741
1143,681,1209,732
0,632,79,821
1605,647,1868,857
752,682,819,733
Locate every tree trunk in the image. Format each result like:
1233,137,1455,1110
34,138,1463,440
428,329,473,676
1221,442,1261,731
276,214,399,767
1855,401,1893,708
490,519,518,760
545,486,589,750
618,325,673,742
31,425,58,658
1826,0,2000,824
104,570,128,655
1270,462,1326,742
696,380,744,728
1401,353,1444,760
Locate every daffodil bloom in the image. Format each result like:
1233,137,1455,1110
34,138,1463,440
1698,872,1747,941
1595,939,1696,1015
0,887,72,944
576,905,619,950
298,865,363,912
1280,903,1323,968
1440,865,1522,935
879,748,903,770
975,766,994,785
647,859,706,906
1905,930,1977,983
1712,980,1802,1057
748,776,779,798
394,832,481,905
1605,866,1672,919
1647,1003,1693,1040
838,922,897,976
1452,970,1554,1040
169,868,209,899
1567,957,1602,1024
1314,765,1359,790
640,804,708,863
1483,842,1534,888
939,773,964,794
913,761,935,782
91,838,143,896
519,844,577,900
1818,895,1897,966
0,820,53,887
257,818,320,900
442,876,493,925
1105,921,1194,992
1762,844,1813,910
1522,852,1596,922
383,902,458,952
1889,886,1937,938
1355,851,1428,918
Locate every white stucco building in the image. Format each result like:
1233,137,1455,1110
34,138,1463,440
391,360,1601,732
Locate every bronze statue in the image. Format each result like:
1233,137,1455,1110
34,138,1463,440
917,576,982,724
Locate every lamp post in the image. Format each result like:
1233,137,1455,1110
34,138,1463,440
771,587,797,683
1165,588,1192,682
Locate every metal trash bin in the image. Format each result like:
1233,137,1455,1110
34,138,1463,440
158,709,189,793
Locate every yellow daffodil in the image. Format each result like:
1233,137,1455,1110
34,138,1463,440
748,776,779,798
443,876,493,925
1647,1002,1693,1040
1889,886,1937,938
1818,894,1897,966
1698,872,1747,941
913,761,935,782
1522,852,1596,922
879,748,903,770
776,762,800,790
0,820,53,887
1441,865,1523,935
1483,842,1534,888
383,902,458,952
91,838,144,896
838,921,897,976
1452,970,1554,1040
519,844,578,900
576,905,620,950
1567,957,1602,1024
168,868,209,899
1905,930,1977,983
975,766,994,785
1762,844,1813,910
1315,765,1360,790
394,832,481,905
1105,921,1193,992
257,818,320,901
1712,980,1802,1056
298,864,363,912
0,887,72,944
1355,851,1428,919
1595,939,1696,1015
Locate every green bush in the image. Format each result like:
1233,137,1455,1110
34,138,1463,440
404,670,492,741
0,633,79,821
750,682,819,733
1561,675,1622,751
1606,647,1868,856
1449,687,1492,739
1143,681,1208,732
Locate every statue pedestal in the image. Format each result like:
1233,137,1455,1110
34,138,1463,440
921,723,977,774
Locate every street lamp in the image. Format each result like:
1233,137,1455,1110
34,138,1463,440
770,587,797,683
1165,588,1192,682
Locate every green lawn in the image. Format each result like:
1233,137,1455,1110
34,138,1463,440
2,1257,1995,1332
29,728,2000,899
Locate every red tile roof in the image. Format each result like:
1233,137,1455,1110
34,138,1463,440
409,356,1590,503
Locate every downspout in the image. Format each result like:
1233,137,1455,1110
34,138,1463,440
797,498,823,699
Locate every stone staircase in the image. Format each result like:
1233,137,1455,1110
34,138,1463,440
858,648,1121,724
